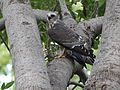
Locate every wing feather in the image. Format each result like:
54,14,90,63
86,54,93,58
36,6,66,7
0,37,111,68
48,20,95,59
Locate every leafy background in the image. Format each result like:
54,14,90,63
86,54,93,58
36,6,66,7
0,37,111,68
0,0,105,89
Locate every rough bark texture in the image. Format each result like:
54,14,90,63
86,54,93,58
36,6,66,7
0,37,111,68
48,58,75,90
0,10,56,32
1,0,52,90
85,0,120,90
33,9,56,22
77,16,103,40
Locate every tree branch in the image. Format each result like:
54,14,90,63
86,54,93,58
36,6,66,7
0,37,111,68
85,0,120,89
0,9,103,37
69,81,84,88
0,34,10,52
58,0,77,29
58,0,72,19
71,79,81,90
47,58,75,90
33,9,57,22
77,16,104,40
47,57,88,89
0,0,105,89
1,0,52,89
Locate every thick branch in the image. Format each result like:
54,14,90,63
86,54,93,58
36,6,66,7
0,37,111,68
58,0,77,29
33,9,56,22
1,0,52,90
48,58,75,90
85,0,120,89
0,10,55,31
0,10,103,37
77,17,104,40
47,57,89,89
58,0,72,19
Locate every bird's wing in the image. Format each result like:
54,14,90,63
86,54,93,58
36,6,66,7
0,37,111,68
48,21,95,58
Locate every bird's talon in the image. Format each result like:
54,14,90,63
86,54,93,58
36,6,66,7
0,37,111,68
55,55,65,58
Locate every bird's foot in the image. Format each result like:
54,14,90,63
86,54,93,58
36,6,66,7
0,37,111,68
55,48,66,58
55,54,65,58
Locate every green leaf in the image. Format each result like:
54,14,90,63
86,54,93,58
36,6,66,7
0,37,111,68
60,0,65,3
72,1,83,12
93,35,101,49
4,81,14,89
1,83,5,90
98,0,106,16
99,0,105,7
93,40,99,49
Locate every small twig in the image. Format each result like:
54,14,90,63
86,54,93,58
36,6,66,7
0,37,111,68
51,0,59,11
76,67,88,84
71,79,81,90
0,34,10,52
47,38,53,62
69,81,84,88
58,0,72,18
91,1,99,18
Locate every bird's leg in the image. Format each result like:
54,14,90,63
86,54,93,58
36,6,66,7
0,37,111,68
55,48,65,58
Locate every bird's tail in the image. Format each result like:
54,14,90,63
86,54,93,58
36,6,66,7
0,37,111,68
88,49,96,59
65,50,87,68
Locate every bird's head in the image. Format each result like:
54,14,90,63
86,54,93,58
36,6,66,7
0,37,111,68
47,12,58,22
47,12,59,28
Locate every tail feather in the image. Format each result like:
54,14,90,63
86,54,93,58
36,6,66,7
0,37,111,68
65,50,87,68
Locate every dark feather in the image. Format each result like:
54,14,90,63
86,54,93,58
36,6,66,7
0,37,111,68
65,50,87,68
48,20,95,59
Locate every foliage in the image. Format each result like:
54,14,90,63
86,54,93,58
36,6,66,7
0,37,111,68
30,0,57,10
0,44,10,75
1,81,14,90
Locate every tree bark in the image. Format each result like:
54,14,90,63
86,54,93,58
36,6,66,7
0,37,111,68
85,0,120,90
1,0,52,90
48,58,75,90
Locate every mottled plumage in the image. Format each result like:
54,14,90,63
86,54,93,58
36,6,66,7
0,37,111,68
47,12,95,67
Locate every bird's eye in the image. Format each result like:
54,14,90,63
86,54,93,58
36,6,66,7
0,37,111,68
51,15,55,17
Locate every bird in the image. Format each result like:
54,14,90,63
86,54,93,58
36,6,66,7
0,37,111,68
47,12,95,68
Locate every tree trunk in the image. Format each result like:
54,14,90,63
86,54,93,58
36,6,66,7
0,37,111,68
1,0,52,90
85,0,120,89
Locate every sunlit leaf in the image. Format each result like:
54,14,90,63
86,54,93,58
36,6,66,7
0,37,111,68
72,2,83,12
4,81,14,89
